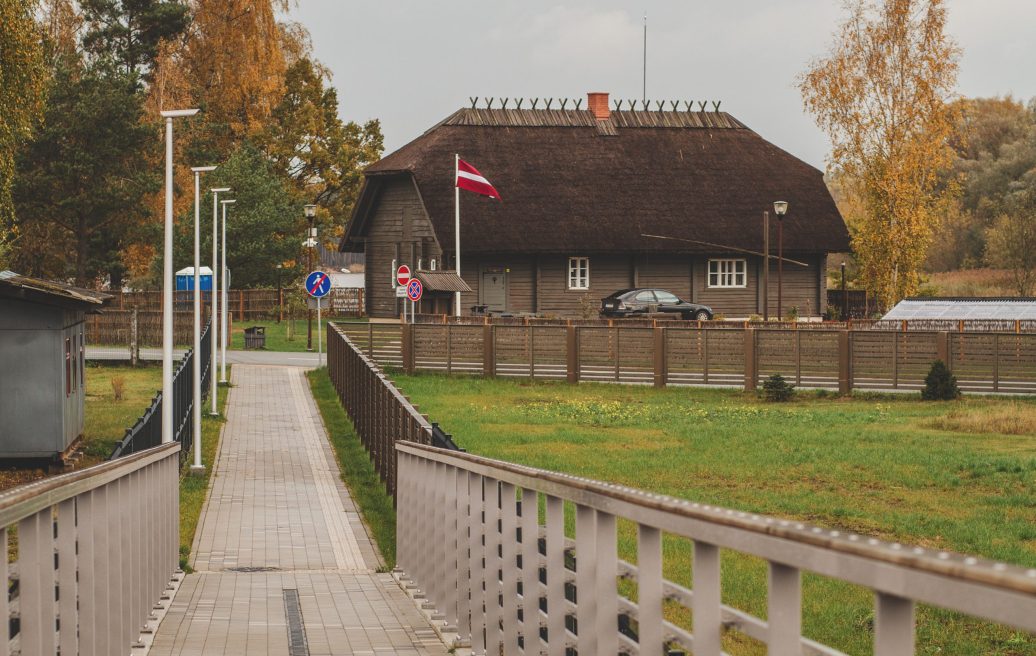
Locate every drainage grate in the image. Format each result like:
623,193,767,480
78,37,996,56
283,589,310,656
227,566,281,573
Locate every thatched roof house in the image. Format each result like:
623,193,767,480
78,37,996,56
342,92,849,319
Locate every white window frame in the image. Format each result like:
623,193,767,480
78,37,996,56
567,257,590,290
707,258,747,288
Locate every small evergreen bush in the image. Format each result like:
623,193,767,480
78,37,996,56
762,373,795,402
921,360,960,401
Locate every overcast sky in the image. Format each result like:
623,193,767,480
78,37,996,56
291,1,1036,170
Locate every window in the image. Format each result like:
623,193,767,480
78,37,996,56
568,257,590,290
634,290,656,302
65,338,72,396
655,291,681,304
708,259,747,288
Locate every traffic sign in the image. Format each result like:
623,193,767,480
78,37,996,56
305,270,331,298
395,285,407,298
396,264,411,287
406,279,423,302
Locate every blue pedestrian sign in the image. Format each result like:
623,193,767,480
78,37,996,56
306,270,331,298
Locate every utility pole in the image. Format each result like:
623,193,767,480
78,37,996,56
305,204,316,351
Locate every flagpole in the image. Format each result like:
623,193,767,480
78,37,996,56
454,153,461,317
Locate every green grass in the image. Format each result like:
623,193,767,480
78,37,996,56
179,373,230,571
391,373,1036,655
229,317,366,352
83,363,164,462
307,368,396,568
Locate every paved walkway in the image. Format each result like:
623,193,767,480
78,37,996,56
150,365,446,655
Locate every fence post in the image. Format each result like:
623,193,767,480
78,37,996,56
744,328,756,392
653,326,667,388
838,330,852,395
937,331,949,368
483,324,495,377
239,289,244,320
130,307,139,367
566,325,579,384
402,323,415,374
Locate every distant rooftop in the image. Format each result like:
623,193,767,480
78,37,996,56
882,297,1036,321
0,271,110,310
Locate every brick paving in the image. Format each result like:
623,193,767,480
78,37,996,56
150,365,445,655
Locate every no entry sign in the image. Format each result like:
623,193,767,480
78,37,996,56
396,264,411,287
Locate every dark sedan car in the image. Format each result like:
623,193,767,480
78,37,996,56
600,288,713,320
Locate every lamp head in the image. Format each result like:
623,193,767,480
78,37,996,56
211,187,231,193
304,204,317,219
773,200,789,217
191,165,217,173
160,108,200,118
221,199,236,206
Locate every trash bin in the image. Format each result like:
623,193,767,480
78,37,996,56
243,326,266,350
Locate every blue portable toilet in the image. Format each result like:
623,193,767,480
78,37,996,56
175,266,214,292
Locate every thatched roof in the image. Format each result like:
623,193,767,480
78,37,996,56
342,106,849,256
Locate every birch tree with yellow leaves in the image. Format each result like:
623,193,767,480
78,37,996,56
800,0,960,307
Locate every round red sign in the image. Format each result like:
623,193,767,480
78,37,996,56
396,264,411,287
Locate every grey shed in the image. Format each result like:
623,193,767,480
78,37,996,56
0,271,109,458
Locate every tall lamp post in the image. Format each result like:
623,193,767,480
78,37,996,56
220,199,236,383
276,264,283,323
209,186,230,415
190,165,216,473
305,204,317,351
160,108,198,444
762,210,771,321
773,200,788,319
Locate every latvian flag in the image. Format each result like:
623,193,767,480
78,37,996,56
456,158,501,199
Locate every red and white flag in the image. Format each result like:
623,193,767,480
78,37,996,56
456,158,501,199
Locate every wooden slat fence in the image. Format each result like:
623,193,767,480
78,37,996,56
101,288,364,320
86,309,208,347
346,322,1036,395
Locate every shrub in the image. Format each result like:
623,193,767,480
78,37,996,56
111,376,125,401
825,304,841,321
785,305,800,321
921,360,960,401
579,293,598,319
748,314,763,323
711,313,726,322
762,374,795,402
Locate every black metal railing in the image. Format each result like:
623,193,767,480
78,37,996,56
110,319,212,466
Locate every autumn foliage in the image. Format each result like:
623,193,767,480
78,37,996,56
800,0,960,307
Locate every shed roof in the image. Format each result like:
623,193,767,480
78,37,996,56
882,298,1036,321
0,271,110,311
342,106,849,256
416,270,472,293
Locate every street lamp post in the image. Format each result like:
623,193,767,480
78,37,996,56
276,264,283,323
159,108,198,444
305,204,316,351
773,201,789,319
220,199,236,383
841,260,848,320
209,186,230,414
762,210,771,321
190,165,216,473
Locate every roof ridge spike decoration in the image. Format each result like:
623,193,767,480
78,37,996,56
466,97,723,113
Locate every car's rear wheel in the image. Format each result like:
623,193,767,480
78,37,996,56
695,310,711,321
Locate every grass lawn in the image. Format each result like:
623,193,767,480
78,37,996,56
389,373,1036,655
307,368,395,568
229,317,367,352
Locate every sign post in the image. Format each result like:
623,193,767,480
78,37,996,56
407,278,424,325
306,270,331,366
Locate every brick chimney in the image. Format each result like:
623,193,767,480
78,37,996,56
587,92,610,120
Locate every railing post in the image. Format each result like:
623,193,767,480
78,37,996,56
566,325,579,384
545,495,565,656
519,488,540,651
501,483,520,650
653,326,667,388
874,593,915,656
839,330,852,395
575,504,598,654
744,327,757,391
767,562,801,653
468,473,487,655
595,511,618,654
692,541,722,656
637,525,663,654
483,324,495,377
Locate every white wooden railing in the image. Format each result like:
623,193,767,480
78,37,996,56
395,441,1036,655
0,442,181,655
